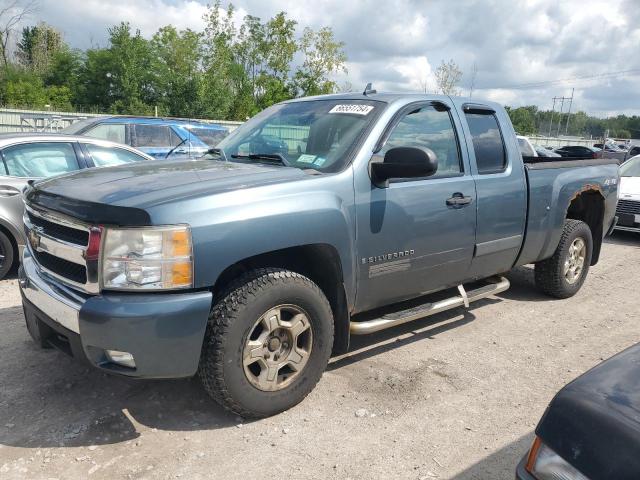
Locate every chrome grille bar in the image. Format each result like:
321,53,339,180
24,204,100,294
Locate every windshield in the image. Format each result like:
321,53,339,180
213,99,383,172
620,155,640,177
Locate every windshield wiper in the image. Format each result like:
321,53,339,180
231,153,290,167
165,138,188,159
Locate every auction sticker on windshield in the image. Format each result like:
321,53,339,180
329,104,374,115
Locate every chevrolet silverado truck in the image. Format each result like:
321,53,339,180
18,92,619,418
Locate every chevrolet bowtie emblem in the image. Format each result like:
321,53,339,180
28,227,43,250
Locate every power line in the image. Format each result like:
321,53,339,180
483,68,640,90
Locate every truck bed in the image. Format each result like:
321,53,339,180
515,158,619,267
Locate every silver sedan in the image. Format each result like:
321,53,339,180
0,133,153,279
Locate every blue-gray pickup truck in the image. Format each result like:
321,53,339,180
18,92,619,417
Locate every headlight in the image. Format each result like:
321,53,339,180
101,226,193,290
526,437,589,480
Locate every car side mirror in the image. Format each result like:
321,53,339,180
370,146,438,187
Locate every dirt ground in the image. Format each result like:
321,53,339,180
1,231,639,480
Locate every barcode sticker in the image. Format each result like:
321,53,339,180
329,104,374,115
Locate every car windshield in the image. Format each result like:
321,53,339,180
212,99,383,172
620,156,640,177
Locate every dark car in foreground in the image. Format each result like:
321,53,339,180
517,343,640,480
0,134,152,279
62,116,229,159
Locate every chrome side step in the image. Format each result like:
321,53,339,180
349,276,510,335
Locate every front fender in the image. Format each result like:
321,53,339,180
148,171,357,304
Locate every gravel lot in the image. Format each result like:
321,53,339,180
1,231,638,480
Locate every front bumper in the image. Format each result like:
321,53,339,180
20,252,212,378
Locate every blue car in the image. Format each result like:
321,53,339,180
62,116,229,160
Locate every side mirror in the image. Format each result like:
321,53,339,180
371,146,438,187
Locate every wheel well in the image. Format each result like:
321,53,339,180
0,222,19,271
566,189,605,265
212,244,351,355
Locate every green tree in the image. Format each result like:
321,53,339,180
16,22,63,74
106,23,155,114
507,106,537,135
201,1,237,118
151,25,203,117
294,26,346,96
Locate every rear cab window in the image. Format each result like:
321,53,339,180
464,110,507,174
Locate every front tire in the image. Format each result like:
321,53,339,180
198,268,334,418
535,219,593,299
0,230,14,280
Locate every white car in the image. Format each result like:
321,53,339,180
616,155,640,232
516,135,538,157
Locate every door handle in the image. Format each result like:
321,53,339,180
0,185,21,197
446,193,473,207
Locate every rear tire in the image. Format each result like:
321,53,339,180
198,268,334,418
535,219,593,299
0,230,14,280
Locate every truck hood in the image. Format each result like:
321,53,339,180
536,343,640,480
25,159,308,224
619,176,640,200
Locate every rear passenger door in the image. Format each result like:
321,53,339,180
455,103,527,278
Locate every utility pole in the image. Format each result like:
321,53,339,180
564,88,574,135
548,93,573,139
548,97,557,138
468,62,478,98
556,97,566,137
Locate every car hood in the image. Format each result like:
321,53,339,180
25,159,308,225
537,343,640,480
619,176,640,200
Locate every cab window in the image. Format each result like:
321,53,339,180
465,113,507,174
381,105,462,179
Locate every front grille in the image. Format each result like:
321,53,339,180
616,199,640,216
25,205,97,292
33,250,87,284
28,211,88,246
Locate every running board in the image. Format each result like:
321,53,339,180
349,276,510,335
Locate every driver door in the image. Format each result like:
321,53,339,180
354,101,477,312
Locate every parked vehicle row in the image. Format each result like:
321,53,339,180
62,116,229,160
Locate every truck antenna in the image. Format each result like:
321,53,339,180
363,83,376,96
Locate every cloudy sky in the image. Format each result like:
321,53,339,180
14,0,640,116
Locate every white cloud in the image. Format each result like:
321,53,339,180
17,0,640,115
